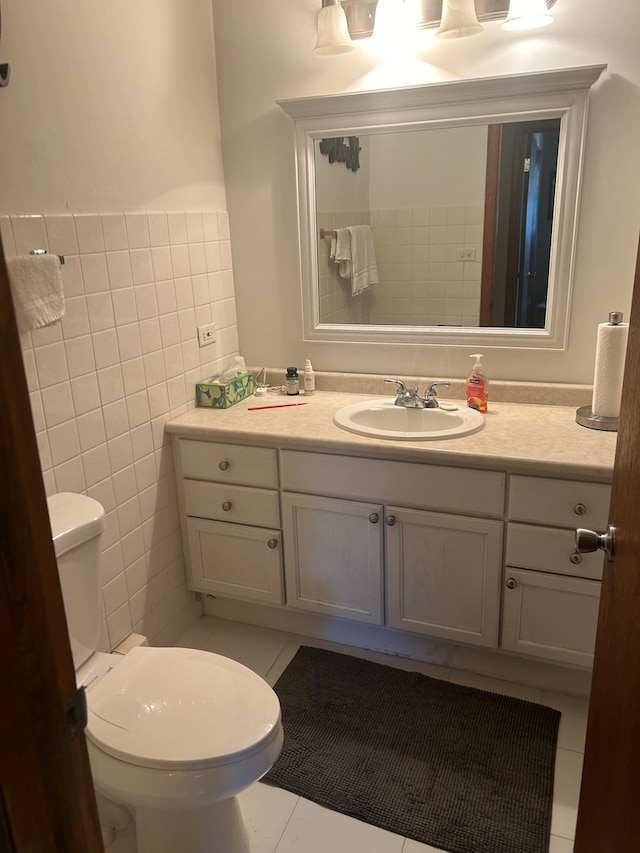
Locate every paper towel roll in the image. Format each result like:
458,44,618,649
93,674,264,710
591,317,629,418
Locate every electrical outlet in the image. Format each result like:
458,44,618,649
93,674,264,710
197,323,216,347
455,248,476,262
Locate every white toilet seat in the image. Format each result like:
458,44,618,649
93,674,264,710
86,646,282,771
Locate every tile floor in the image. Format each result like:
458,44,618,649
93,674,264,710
109,616,586,852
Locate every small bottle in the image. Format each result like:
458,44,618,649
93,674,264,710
303,359,316,395
466,353,488,413
286,366,300,396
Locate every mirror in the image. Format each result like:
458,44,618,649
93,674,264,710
278,65,606,350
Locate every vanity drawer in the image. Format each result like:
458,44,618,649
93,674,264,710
506,523,603,580
183,479,280,528
508,475,610,528
178,439,278,488
281,450,505,517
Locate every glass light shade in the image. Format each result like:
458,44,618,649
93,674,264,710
502,0,553,31
436,0,483,39
313,2,355,55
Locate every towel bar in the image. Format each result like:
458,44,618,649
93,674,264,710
319,228,337,239
30,248,65,265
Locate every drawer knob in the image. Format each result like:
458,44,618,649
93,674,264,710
569,551,583,565
574,503,587,516
219,461,230,471
267,538,278,550
505,577,518,590
221,501,233,512
368,512,380,524
385,515,397,527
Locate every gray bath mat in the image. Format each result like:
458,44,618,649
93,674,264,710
264,646,560,853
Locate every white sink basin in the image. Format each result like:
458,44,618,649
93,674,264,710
333,398,484,440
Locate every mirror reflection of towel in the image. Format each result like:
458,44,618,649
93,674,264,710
346,225,378,296
331,228,352,279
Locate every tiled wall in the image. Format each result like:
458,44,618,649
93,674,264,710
318,206,483,327
371,206,484,327
1,210,240,650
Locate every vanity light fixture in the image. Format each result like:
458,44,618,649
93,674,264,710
313,0,558,49
436,0,483,39
501,0,554,30
371,0,413,44
313,0,355,55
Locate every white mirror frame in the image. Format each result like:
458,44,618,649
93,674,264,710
278,65,606,350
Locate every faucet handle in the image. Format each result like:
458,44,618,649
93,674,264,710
384,377,407,393
423,381,451,407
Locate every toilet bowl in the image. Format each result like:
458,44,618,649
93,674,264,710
48,492,283,853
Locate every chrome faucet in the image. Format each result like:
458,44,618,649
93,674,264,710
384,378,451,409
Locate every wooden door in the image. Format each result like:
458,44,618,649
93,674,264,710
0,242,104,850
574,235,640,852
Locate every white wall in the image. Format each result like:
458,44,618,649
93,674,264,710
0,1,236,648
369,126,487,209
213,0,640,383
0,0,226,213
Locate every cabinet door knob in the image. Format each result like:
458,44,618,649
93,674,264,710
573,503,587,516
569,551,583,565
219,461,230,471
221,501,232,512
506,577,518,590
385,515,396,526
267,538,278,549
368,512,379,524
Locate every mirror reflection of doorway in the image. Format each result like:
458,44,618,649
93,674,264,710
480,119,561,328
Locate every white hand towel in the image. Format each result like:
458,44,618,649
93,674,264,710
347,225,379,296
332,228,352,279
7,254,65,332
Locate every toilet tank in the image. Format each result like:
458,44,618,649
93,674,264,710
47,493,106,671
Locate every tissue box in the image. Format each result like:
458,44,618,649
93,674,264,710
196,371,254,409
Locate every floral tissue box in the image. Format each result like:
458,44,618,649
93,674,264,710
196,371,255,409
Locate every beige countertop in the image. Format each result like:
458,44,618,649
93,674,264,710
166,390,616,482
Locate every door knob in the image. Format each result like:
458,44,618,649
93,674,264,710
575,525,616,562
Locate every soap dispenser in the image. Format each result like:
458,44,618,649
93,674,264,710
466,353,488,413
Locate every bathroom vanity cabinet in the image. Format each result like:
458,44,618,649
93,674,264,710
170,420,613,672
501,476,610,667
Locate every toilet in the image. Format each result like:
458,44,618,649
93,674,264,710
48,492,283,853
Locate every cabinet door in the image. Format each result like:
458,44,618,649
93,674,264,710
386,507,503,648
187,517,284,604
282,493,384,624
502,568,600,667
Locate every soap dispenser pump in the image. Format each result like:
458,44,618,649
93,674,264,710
466,353,488,413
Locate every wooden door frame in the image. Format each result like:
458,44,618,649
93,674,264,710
0,240,104,851
573,236,640,851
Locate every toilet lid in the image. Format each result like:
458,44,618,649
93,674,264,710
86,646,281,770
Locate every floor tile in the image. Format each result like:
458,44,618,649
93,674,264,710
176,616,292,677
550,748,584,840
402,838,447,852
542,690,589,753
274,797,405,853
447,668,544,703
549,835,575,852
264,634,373,687
239,781,299,853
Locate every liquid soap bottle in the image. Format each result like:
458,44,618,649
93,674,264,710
466,353,488,413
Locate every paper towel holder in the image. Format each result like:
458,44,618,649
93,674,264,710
576,311,624,432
